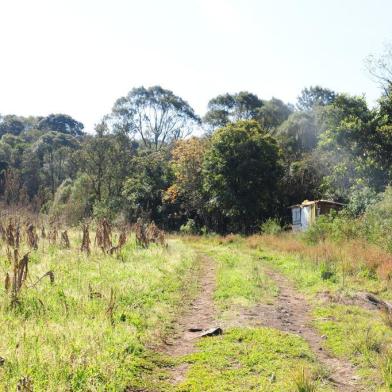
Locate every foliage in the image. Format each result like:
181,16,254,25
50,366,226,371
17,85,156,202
297,86,336,111
203,120,282,233
179,218,198,235
164,137,208,226
203,91,263,131
260,218,282,235
111,85,200,150
0,230,197,390
37,114,85,136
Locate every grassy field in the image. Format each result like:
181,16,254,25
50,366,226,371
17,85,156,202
0,230,199,391
2,228,392,391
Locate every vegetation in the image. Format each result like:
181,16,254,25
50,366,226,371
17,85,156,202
4,36,392,392
1,47,392,233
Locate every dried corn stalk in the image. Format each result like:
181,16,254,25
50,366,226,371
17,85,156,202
95,219,112,252
80,224,90,255
48,226,58,245
60,230,70,249
6,251,30,306
26,224,38,250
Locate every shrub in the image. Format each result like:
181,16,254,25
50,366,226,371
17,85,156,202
362,186,392,251
180,219,198,235
302,215,332,244
260,218,282,235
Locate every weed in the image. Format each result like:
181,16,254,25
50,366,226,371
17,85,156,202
293,367,317,392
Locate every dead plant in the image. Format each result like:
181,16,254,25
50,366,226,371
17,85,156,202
60,230,70,249
26,223,38,250
48,226,58,245
5,250,30,306
95,219,112,252
5,221,16,248
106,288,117,326
16,376,33,392
135,218,149,248
80,224,91,255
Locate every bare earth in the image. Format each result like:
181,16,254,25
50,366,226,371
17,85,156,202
162,254,364,391
161,255,217,383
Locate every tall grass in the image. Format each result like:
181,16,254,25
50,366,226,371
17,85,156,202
246,233,392,284
0,230,198,390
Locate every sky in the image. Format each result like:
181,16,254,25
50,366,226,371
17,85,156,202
0,0,392,132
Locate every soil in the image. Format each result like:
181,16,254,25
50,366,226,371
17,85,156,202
161,255,217,383
162,254,364,391
232,268,363,391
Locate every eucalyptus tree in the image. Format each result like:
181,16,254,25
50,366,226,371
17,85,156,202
110,86,200,150
203,91,263,131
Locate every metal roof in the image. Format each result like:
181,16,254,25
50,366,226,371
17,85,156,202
288,199,345,209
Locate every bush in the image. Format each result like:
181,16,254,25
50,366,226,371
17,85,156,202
180,219,198,235
302,215,332,244
346,184,380,217
260,218,282,235
49,175,93,225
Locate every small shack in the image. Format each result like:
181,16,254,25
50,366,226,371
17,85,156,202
289,200,344,231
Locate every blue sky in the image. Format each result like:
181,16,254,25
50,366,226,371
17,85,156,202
0,0,391,131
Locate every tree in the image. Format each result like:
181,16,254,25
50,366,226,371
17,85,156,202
202,120,282,233
165,137,208,226
111,86,200,150
257,98,293,130
0,115,26,137
297,86,336,111
33,132,79,195
366,44,392,96
38,114,85,136
203,91,263,131
78,121,134,216
122,150,172,223
276,112,318,158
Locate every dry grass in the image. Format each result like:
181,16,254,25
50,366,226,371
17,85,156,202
246,233,392,283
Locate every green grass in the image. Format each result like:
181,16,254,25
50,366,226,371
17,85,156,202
233,239,392,391
177,327,333,392
0,233,198,391
173,238,334,391
255,248,387,299
313,304,392,391
190,239,278,312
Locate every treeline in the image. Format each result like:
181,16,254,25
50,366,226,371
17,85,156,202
2,74,392,233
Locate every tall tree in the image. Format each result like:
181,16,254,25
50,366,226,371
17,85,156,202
297,86,336,111
111,86,200,150
165,137,208,225
203,91,263,131
203,120,282,233
257,98,293,130
38,114,85,136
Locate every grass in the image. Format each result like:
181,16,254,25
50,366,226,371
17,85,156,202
247,234,392,297
226,234,392,390
177,327,332,392
3,229,392,391
312,304,392,390
173,237,334,391
189,238,278,313
0,231,199,391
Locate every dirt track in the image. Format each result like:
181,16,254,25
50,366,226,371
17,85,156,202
162,252,363,391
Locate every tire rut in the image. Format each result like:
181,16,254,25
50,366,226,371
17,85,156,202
160,255,217,384
236,267,363,391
